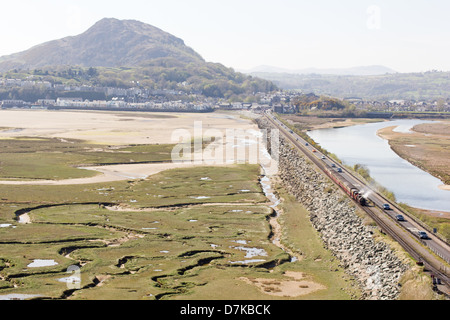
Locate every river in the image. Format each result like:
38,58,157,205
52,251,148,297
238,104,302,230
307,119,450,213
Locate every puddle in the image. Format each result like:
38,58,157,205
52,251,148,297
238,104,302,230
27,259,58,268
0,294,42,300
239,189,250,192
191,196,210,199
229,259,266,264
200,177,211,181
230,242,267,258
160,250,170,254
0,223,15,228
188,219,198,222
58,276,81,284
260,176,280,209
233,246,268,258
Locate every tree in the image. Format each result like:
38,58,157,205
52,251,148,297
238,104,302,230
87,67,98,77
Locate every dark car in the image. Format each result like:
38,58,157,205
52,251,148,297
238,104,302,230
396,214,405,221
383,203,391,210
418,231,429,239
337,168,342,173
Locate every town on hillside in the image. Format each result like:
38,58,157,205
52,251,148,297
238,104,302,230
1,78,449,116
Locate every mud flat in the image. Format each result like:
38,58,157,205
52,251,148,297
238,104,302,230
376,121,450,188
376,122,450,222
239,271,326,297
282,115,385,131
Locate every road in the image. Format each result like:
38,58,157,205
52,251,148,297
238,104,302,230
263,112,450,295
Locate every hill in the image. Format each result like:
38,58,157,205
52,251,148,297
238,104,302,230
0,18,204,70
250,71,450,101
0,18,276,99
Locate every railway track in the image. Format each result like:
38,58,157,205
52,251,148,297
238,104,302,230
263,112,450,295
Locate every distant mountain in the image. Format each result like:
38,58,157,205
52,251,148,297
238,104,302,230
250,71,450,101
0,18,276,99
242,65,397,76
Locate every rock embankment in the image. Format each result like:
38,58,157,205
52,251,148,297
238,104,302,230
256,117,409,300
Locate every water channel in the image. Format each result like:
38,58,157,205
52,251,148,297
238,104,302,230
307,119,450,213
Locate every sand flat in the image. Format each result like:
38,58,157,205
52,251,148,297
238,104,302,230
0,109,267,185
0,109,255,145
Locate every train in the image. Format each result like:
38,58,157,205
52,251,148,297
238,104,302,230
324,168,367,206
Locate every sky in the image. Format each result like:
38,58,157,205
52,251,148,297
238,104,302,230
0,0,449,73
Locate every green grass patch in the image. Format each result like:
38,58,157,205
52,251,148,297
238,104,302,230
275,185,361,299
0,136,177,180
0,164,294,299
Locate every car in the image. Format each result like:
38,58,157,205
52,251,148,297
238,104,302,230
321,156,326,160
383,204,391,210
312,149,317,152
396,214,405,221
336,168,342,173
418,231,429,239
305,142,309,146
331,163,336,167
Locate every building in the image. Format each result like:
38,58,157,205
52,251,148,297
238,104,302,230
1,100,25,108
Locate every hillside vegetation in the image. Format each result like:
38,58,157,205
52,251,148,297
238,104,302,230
251,71,450,101
1,61,275,100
